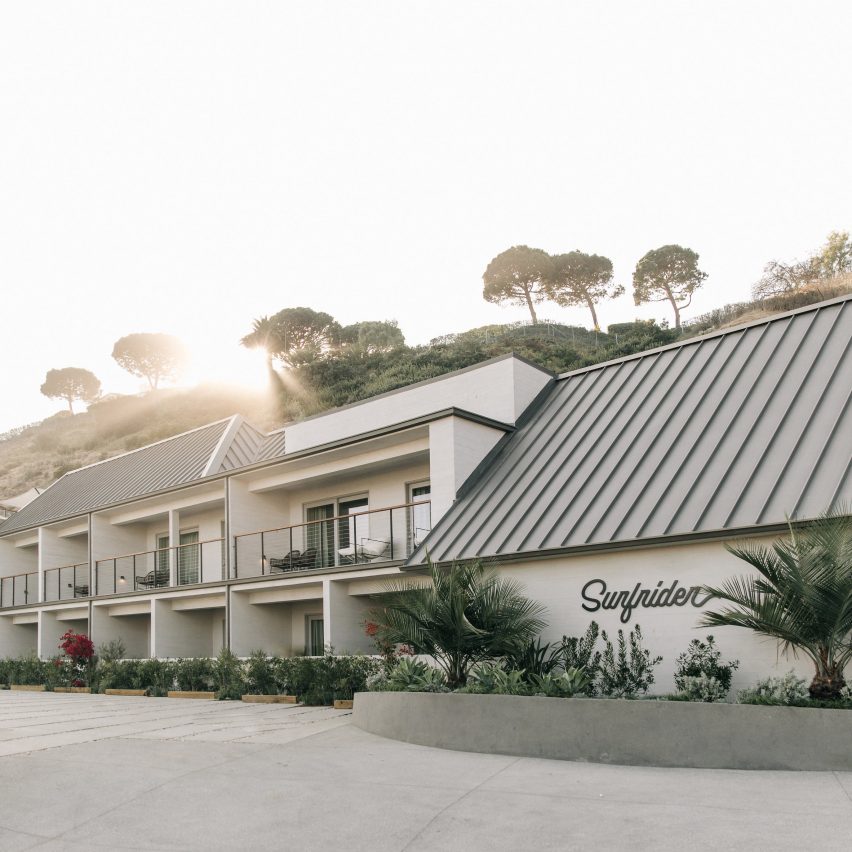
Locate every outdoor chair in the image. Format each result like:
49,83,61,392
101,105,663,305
294,548,318,570
73,584,89,597
135,567,170,589
269,550,300,572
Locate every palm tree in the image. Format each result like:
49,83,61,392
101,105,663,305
700,510,852,700
370,559,547,687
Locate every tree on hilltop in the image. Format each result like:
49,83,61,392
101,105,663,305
339,320,405,354
112,333,187,390
40,368,101,414
547,251,623,332
632,245,707,329
482,245,553,325
241,307,341,367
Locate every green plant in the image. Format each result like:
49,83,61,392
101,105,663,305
98,639,126,662
137,658,178,696
278,652,382,704
561,622,602,694
701,510,852,700
213,648,245,700
530,667,591,698
673,636,738,699
464,662,528,695
96,659,145,692
379,657,449,693
370,559,547,687
677,673,729,703
503,638,564,680
9,654,51,686
175,657,214,692
737,671,808,706
245,650,277,695
598,625,662,698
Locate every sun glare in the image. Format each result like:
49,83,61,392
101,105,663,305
185,343,271,391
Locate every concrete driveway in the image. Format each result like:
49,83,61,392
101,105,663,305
0,692,850,851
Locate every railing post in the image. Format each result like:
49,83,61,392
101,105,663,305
289,528,294,569
233,536,238,579
113,558,117,596
261,531,265,575
389,508,394,560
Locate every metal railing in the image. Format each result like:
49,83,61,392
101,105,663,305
94,538,225,596
232,501,431,579
43,563,90,602
0,571,37,608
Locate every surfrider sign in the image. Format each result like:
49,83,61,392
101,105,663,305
581,579,714,624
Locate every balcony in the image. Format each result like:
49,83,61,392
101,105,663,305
94,537,225,596
43,563,90,601
0,571,37,608
233,500,431,579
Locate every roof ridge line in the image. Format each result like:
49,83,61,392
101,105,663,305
58,416,239,477
556,292,852,382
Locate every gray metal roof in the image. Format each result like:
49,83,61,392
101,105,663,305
0,419,233,534
411,295,852,564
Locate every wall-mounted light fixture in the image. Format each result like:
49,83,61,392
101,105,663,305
119,575,126,584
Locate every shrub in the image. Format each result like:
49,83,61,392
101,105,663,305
245,650,277,695
598,625,662,698
9,654,52,686
98,639,126,662
96,659,145,692
737,671,809,706
279,652,382,704
677,673,729,703
529,667,591,698
58,630,95,687
463,662,527,695
137,658,178,696
175,658,215,692
674,636,738,700
561,622,602,694
378,657,448,693
213,648,246,700
503,639,564,680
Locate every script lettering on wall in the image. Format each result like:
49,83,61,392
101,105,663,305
581,579,714,624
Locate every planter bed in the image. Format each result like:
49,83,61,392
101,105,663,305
167,691,216,700
353,692,852,771
10,684,46,692
241,694,297,704
53,687,92,694
333,699,354,710
105,689,147,696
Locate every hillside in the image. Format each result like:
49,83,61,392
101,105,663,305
1,279,849,500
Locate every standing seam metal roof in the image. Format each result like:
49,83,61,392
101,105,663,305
0,419,233,534
411,296,852,564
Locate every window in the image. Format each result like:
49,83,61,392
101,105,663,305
407,482,431,553
177,530,199,585
306,615,324,656
305,495,369,568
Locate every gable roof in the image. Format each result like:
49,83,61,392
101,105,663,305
0,418,237,534
411,295,852,565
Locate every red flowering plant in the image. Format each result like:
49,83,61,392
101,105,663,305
364,621,413,673
56,630,95,688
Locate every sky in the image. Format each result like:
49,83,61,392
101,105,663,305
0,1,849,433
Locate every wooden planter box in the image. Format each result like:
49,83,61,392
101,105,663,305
105,689,147,696
333,699,354,710
54,687,92,694
10,684,46,692
167,690,216,700
242,694,297,704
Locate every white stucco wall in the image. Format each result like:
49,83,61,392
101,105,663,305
283,356,550,453
496,535,815,694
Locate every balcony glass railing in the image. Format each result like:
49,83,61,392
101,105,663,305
94,538,225,596
43,563,90,602
232,501,431,579
0,571,38,607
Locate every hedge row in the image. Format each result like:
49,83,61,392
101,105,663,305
0,650,381,704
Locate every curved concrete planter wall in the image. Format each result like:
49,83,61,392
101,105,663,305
353,692,852,771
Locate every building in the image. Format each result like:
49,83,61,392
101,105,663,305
1,295,850,691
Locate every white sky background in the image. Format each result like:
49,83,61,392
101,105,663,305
0,1,849,433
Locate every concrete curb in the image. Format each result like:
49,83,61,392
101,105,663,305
352,692,852,770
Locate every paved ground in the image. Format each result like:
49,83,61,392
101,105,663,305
0,692,850,851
